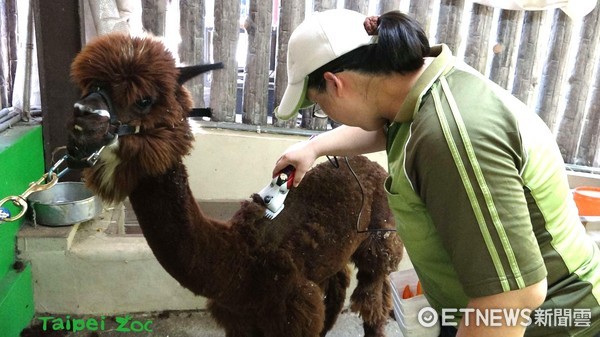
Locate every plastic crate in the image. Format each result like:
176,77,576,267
390,269,440,337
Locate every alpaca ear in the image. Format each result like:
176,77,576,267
177,63,224,85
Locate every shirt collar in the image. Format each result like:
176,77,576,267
394,44,455,122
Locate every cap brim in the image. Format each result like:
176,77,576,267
274,77,313,121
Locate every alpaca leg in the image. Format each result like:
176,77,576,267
350,233,400,337
349,265,387,337
359,277,394,337
262,280,325,337
319,266,351,337
208,300,262,337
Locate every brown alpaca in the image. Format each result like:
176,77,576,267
66,33,403,337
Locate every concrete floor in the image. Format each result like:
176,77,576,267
23,309,404,337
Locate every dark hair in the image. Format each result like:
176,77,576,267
307,11,430,91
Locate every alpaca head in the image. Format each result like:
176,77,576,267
67,33,223,202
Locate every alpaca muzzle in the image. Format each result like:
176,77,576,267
76,90,141,138
67,89,139,170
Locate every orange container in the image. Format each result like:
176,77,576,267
573,186,600,217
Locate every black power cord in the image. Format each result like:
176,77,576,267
325,156,397,234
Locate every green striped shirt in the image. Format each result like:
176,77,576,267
385,44,600,336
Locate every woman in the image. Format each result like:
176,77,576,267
272,8,600,337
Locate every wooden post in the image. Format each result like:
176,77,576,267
179,0,206,108
489,9,523,90
435,0,465,54
141,0,166,36
376,0,402,14
0,0,18,108
210,0,240,122
6,0,15,101
273,0,304,128
314,0,336,12
0,0,9,107
571,6,600,167
409,0,436,38
32,0,81,176
464,3,494,74
512,10,545,106
535,9,573,133
556,5,600,164
300,0,339,131
345,0,369,14
577,63,600,167
242,0,272,125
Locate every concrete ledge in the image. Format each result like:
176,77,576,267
18,213,205,315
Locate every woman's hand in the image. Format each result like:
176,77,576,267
273,139,318,187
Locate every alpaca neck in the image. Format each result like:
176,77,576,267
127,161,240,298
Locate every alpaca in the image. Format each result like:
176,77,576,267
66,33,403,337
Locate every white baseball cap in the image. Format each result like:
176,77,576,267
274,9,377,121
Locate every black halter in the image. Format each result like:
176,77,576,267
89,88,141,137
67,88,140,169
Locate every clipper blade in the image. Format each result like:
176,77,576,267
258,165,295,219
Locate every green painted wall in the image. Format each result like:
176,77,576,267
0,125,44,337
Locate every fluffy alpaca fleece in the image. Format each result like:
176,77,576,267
67,32,403,337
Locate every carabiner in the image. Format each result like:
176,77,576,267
0,173,58,222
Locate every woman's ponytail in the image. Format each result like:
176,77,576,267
375,11,430,74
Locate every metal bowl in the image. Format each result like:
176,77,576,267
27,182,102,226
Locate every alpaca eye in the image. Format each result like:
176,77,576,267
89,85,103,93
135,97,153,110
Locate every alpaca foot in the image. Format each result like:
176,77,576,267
320,268,351,336
350,284,385,323
363,321,387,337
350,276,394,337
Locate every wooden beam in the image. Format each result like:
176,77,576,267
32,0,81,179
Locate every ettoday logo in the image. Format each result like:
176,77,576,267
416,307,592,328
38,315,153,333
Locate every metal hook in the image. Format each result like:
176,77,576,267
47,154,70,180
0,172,58,222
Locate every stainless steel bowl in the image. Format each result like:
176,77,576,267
27,182,102,226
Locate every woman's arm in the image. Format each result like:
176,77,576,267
457,278,547,337
274,125,387,186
